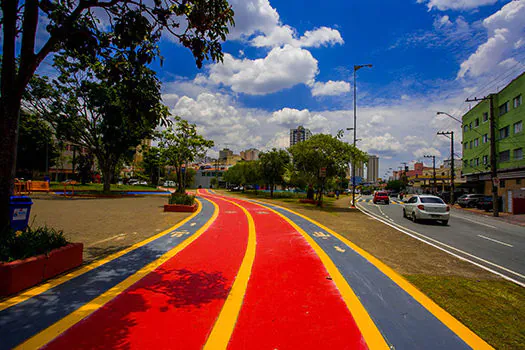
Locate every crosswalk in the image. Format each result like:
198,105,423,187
357,198,405,205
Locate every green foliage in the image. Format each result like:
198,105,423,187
16,111,58,176
259,149,290,197
184,168,197,188
142,146,163,185
159,117,214,193
386,180,406,192
288,134,367,204
169,193,196,205
223,161,261,186
0,226,68,263
210,178,218,187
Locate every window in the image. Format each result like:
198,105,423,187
499,150,510,162
464,142,468,150
421,197,445,204
500,180,506,188
464,125,468,132
469,141,473,149
514,121,523,134
474,138,479,147
474,118,479,127
514,148,523,160
499,101,509,116
482,134,488,143
499,126,510,139
470,159,473,166
469,122,472,130
514,95,522,108
474,158,479,166
464,160,468,167
483,155,488,165
482,112,489,122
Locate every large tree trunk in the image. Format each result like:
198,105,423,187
100,158,114,193
270,183,274,198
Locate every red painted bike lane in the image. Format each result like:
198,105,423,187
43,196,249,350
218,195,367,350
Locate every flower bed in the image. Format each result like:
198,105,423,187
164,193,197,212
0,243,83,296
164,204,198,212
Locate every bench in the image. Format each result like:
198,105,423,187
27,181,50,193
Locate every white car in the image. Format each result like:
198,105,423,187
403,195,450,225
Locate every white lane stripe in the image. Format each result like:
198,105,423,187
478,235,514,248
356,203,525,287
451,214,497,229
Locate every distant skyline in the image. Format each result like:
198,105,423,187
34,0,525,176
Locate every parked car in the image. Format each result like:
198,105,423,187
403,195,450,225
457,194,485,208
163,181,176,187
437,191,464,204
389,192,399,198
362,189,372,195
373,191,389,204
476,196,503,212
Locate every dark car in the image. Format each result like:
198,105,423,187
373,191,389,204
476,196,503,211
362,190,372,195
389,192,399,198
457,194,485,208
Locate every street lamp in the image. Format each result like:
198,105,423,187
436,111,461,123
351,64,372,207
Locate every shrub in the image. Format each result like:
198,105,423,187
0,226,68,263
169,193,195,205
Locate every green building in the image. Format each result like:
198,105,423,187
461,71,524,214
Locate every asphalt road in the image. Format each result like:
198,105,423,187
357,195,525,286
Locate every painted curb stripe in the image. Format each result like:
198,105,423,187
254,199,493,350
0,201,203,312
248,200,389,350
202,196,257,350
14,199,220,350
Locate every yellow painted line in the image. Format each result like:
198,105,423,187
203,198,257,350
14,199,219,350
253,199,493,350
0,199,204,312
251,201,389,350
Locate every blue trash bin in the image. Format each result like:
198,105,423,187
9,196,33,231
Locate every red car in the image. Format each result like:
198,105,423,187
373,191,390,204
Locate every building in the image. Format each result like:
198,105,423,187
219,148,234,160
289,126,312,147
461,71,524,213
366,155,379,183
194,167,227,188
240,148,260,161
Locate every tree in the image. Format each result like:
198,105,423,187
223,161,261,188
386,180,406,192
76,152,94,185
1,0,234,229
159,117,214,194
289,134,367,206
259,149,290,198
142,146,163,186
16,111,58,178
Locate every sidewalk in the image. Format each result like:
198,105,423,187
451,205,525,227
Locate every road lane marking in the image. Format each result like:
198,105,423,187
252,202,389,350
14,199,220,350
452,214,497,229
0,200,205,313
203,198,257,350
256,200,494,350
334,245,346,253
478,235,514,247
357,203,525,287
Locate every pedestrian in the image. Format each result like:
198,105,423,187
399,192,404,201
335,189,340,200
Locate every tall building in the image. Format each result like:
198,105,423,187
366,155,379,183
462,71,524,214
240,148,260,161
219,148,233,160
289,126,312,147
354,161,364,178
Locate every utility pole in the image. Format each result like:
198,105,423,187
424,155,436,193
437,131,455,204
466,95,498,217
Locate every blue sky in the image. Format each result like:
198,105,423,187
31,0,525,178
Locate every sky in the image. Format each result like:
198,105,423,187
34,0,525,178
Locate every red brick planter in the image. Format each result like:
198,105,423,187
0,243,83,297
164,204,198,212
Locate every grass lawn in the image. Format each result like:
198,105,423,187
215,189,525,349
49,182,161,192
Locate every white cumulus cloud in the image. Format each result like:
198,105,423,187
418,0,498,11
268,107,329,132
311,80,351,96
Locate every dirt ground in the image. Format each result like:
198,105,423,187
219,191,499,280
30,196,190,263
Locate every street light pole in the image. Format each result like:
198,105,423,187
351,64,372,207
424,155,436,193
